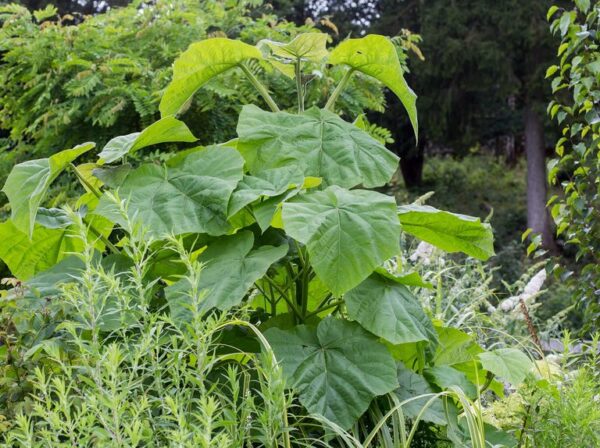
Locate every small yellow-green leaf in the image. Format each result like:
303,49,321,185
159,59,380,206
159,38,262,116
260,33,329,62
98,116,197,164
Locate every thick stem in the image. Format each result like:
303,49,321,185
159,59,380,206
295,57,304,113
70,163,102,199
325,68,354,111
239,64,280,112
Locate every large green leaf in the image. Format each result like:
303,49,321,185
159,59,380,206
228,166,304,217
424,366,477,399
265,318,398,429
165,231,288,320
160,38,262,116
282,186,401,296
98,116,197,164
96,146,244,237
345,272,437,345
237,105,399,188
0,220,83,280
329,35,418,138
478,348,534,385
397,204,495,260
395,363,447,425
2,142,95,236
260,33,329,62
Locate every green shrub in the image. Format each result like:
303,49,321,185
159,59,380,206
0,32,532,446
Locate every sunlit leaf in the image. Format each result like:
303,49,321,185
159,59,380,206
397,204,495,260
98,116,197,164
329,35,418,138
260,33,329,62
160,38,262,116
479,348,534,385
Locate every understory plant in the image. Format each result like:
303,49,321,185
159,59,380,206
0,33,535,446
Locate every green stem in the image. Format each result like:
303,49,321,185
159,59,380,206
70,163,102,199
295,57,304,113
262,275,302,320
239,63,280,112
83,217,120,255
305,299,344,319
325,68,354,111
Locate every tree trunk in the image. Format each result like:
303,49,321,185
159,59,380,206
524,107,557,252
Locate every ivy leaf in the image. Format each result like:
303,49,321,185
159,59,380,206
2,142,95,236
329,35,418,139
0,220,83,280
395,363,447,425
478,348,534,385
282,186,401,296
237,105,399,188
228,166,304,217
160,38,262,116
98,116,197,164
165,231,288,320
345,272,437,345
260,33,329,62
96,146,244,237
265,318,398,429
397,204,495,260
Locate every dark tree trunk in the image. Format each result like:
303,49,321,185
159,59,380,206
399,147,424,189
524,106,557,252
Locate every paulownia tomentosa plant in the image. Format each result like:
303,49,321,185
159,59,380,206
0,32,532,443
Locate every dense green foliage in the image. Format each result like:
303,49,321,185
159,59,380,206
0,32,540,446
0,0,390,195
547,1,600,328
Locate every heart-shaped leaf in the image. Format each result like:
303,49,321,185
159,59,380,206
345,272,437,345
478,348,534,385
165,231,288,320
2,142,95,236
397,204,495,260
282,186,401,296
265,318,398,429
237,105,399,188
260,33,329,62
98,116,197,164
396,363,447,425
160,38,262,116
329,35,418,138
96,146,244,237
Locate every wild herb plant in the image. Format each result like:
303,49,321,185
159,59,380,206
0,33,535,445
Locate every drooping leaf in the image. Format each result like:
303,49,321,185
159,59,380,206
265,318,398,429
237,105,399,188
165,231,288,320
282,186,401,295
98,116,197,164
345,272,437,345
260,33,329,62
478,348,534,385
0,220,83,280
329,35,418,138
397,204,495,260
160,38,262,116
96,146,244,237
228,166,304,217
395,363,447,425
2,142,95,236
